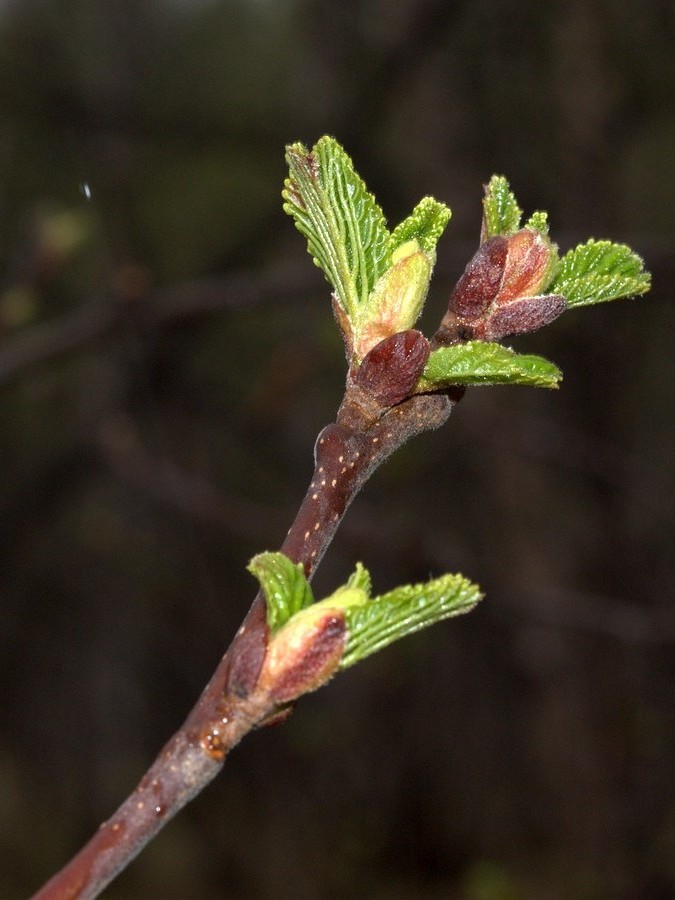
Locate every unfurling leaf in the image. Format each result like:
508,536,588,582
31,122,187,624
282,137,390,319
340,573,482,669
345,562,372,596
524,210,550,234
419,342,562,390
249,553,482,698
248,552,314,633
389,196,452,257
481,175,522,240
550,239,651,307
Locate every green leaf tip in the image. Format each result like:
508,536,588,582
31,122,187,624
390,196,451,258
282,136,389,318
345,561,372,596
524,210,550,235
482,175,523,239
479,178,650,307
419,342,562,390
549,239,651,307
340,573,482,669
248,551,314,632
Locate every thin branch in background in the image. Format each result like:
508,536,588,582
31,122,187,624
0,260,320,388
97,416,287,541
510,586,675,646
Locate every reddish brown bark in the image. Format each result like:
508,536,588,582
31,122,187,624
32,378,460,900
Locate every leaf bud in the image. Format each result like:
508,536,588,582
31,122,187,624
354,241,431,361
355,329,430,407
442,229,560,341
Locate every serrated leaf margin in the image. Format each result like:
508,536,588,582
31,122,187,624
418,342,562,390
549,239,651,307
340,573,482,669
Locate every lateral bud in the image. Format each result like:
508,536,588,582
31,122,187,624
355,329,430,407
439,229,561,341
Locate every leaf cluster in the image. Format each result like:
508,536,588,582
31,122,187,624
250,552,482,672
482,175,650,306
284,140,650,394
282,137,450,332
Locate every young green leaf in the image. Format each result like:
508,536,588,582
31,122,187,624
482,175,522,239
345,562,372,596
524,210,550,235
419,342,562,389
248,552,314,633
282,137,390,318
340,573,482,669
389,196,452,258
549,239,651,307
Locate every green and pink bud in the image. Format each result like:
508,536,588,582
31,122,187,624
352,240,432,362
257,588,366,704
440,229,565,342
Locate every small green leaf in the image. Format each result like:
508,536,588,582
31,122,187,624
419,342,562,389
482,175,522,238
248,552,314,633
282,137,390,318
389,196,452,258
524,210,550,235
345,562,372,596
341,573,482,669
549,239,651,307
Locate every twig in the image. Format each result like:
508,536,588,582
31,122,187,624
28,138,651,898
32,383,461,899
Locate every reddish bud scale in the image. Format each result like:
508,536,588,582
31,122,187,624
496,229,552,304
447,236,508,320
258,610,347,704
355,329,430,406
484,294,566,341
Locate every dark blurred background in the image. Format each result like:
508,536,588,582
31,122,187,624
1,1,673,897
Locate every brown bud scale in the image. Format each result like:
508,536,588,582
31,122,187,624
484,294,566,341
355,329,430,406
447,236,508,320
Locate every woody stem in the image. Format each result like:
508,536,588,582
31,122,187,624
32,389,460,900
